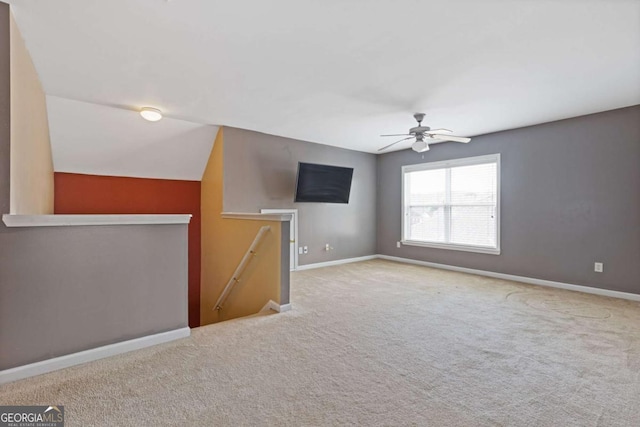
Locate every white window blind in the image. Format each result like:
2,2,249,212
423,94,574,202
402,154,500,254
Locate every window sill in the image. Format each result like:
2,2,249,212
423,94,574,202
401,240,500,255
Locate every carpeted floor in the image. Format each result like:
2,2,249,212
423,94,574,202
2,259,639,426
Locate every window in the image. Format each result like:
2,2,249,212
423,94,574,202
402,154,500,254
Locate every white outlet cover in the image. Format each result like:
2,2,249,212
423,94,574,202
594,262,604,273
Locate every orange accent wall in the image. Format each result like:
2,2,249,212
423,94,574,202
200,129,284,325
54,172,201,327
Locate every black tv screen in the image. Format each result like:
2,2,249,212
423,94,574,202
294,162,354,203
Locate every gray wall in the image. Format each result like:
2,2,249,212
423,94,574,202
0,224,188,370
280,223,291,304
377,106,640,294
0,3,188,371
223,127,377,265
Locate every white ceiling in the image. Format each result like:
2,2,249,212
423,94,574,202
9,0,640,155
47,96,218,180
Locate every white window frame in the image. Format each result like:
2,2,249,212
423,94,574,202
401,153,501,255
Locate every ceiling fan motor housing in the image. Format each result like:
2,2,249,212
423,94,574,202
409,125,431,134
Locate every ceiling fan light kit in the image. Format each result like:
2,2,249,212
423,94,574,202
412,139,429,153
378,113,471,153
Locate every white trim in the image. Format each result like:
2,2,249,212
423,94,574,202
261,209,299,271
296,255,378,271
402,153,501,172
260,300,292,313
221,212,293,221
2,214,192,228
401,240,501,255
401,153,501,255
278,303,292,313
377,255,640,302
0,327,191,385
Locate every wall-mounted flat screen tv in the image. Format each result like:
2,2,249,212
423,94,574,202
294,162,354,203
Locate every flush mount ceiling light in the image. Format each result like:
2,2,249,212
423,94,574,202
140,107,163,122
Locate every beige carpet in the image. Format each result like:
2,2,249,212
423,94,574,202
2,259,639,426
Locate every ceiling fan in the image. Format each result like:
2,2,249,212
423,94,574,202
378,113,471,153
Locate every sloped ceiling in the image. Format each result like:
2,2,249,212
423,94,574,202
9,0,640,155
47,96,218,180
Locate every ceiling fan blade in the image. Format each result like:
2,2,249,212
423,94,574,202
429,134,471,143
378,136,414,152
380,133,412,137
426,128,452,134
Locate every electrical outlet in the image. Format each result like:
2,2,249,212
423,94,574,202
298,246,303,255
594,262,603,273
303,246,308,254
396,241,401,248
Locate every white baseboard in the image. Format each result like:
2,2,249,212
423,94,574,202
0,327,191,385
278,303,292,312
296,255,378,271
260,300,292,313
377,254,640,302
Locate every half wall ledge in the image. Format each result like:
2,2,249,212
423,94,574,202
2,214,192,227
